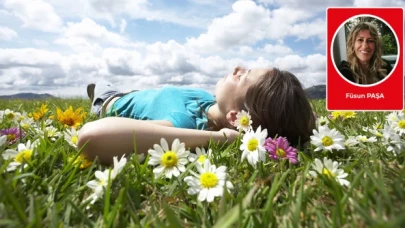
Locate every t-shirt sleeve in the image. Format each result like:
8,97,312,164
166,112,197,129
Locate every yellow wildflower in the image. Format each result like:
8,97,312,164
330,111,356,120
68,155,93,169
32,104,48,121
330,111,342,120
56,106,86,129
340,111,356,120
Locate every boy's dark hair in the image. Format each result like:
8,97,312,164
244,68,316,146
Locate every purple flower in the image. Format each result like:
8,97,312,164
0,127,25,145
264,136,298,164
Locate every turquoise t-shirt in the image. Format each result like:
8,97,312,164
107,86,215,130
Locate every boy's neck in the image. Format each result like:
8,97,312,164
207,104,227,126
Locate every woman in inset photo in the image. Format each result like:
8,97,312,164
338,21,393,85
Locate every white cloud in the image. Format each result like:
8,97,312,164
186,1,322,53
274,54,326,87
54,18,142,52
144,40,197,77
102,48,143,76
0,48,62,68
290,18,326,40
88,0,146,15
61,52,105,75
32,39,49,46
120,19,127,33
258,0,353,11
0,0,335,96
261,43,293,55
0,26,18,40
186,1,272,51
354,0,405,7
4,0,63,33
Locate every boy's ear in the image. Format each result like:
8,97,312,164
226,110,238,127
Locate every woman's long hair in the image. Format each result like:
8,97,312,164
346,22,387,84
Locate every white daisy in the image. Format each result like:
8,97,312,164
310,126,345,152
40,126,63,142
355,135,377,143
382,123,404,155
0,135,6,147
390,114,405,136
240,126,268,167
235,110,252,132
111,154,127,179
344,136,359,147
189,147,212,164
85,155,127,204
386,112,400,125
362,123,384,138
0,109,22,123
148,138,190,179
86,169,112,204
3,140,37,171
316,116,329,127
184,159,233,202
309,157,350,187
64,127,80,149
19,114,35,131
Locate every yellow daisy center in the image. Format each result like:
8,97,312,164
7,134,16,141
198,155,206,163
247,138,258,151
276,148,286,158
22,124,30,130
71,136,78,145
64,118,75,127
321,136,333,147
398,120,405,129
15,149,32,163
322,168,334,178
161,151,178,168
240,116,250,126
6,113,15,120
200,172,218,188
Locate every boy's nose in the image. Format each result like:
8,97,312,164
233,66,247,75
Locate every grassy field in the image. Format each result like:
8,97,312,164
0,98,404,227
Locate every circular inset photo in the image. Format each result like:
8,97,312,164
331,15,399,86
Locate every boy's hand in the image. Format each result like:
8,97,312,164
219,128,240,143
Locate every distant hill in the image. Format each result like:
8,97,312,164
305,85,326,99
0,93,56,100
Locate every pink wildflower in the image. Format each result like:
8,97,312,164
264,136,298,164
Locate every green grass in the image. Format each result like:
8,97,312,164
0,98,404,227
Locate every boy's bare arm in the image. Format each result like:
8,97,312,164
78,117,238,164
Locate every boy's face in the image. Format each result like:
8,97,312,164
215,66,270,112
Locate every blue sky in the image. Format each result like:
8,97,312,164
0,0,403,97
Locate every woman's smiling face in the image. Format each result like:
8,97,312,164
354,29,376,64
